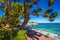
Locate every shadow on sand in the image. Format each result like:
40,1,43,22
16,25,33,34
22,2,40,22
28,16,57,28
23,26,42,40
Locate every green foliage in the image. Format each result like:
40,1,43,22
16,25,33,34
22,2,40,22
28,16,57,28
37,8,43,11
0,2,25,27
0,28,5,40
0,0,4,2
48,0,54,6
11,30,26,40
32,8,43,17
43,14,48,18
11,2,24,13
0,15,5,24
0,28,26,40
33,1,38,5
27,3,33,8
0,0,58,28
9,10,19,18
43,9,53,18
32,10,40,17
44,9,53,14
49,12,58,18
8,18,20,25
0,28,11,40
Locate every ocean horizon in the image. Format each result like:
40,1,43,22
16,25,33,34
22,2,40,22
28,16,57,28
30,23,60,36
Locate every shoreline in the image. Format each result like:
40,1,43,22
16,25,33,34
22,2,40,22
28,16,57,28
32,28,60,40
36,28,60,36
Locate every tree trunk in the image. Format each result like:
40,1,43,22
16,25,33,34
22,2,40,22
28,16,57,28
5,0,11,23
0,23,1,27
20,0,29,29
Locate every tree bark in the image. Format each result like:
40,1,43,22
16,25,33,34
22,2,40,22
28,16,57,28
20,0,29,29
5,0,10,23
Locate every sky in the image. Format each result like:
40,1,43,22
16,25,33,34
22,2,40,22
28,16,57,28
29,0,60,23
0,0,60,23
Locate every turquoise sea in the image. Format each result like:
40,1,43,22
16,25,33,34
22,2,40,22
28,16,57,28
30,23,60,36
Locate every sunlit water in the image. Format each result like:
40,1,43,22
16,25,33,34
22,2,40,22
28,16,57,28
30,23,60,36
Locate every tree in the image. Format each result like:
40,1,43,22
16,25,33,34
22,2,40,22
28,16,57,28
0,0,24,28
0,0,58,29
20,0,58,29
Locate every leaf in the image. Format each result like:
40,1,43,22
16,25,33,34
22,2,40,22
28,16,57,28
32,11,40,17
49,12,58,18
48,0,54,6
27,3,33,8
33,1,38,5
44,9,53,14
43,14,48,18
0,0,4,2
11,2,24,13
37,8,43,11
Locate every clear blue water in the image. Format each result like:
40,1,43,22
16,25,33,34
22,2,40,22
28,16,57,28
30,23,60,36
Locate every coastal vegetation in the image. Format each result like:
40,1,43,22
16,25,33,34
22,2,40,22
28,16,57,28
0,28,26,40
0,0,58,40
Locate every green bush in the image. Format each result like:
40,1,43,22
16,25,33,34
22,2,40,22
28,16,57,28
0,28,8,40
0,28,27,40
11,30,26,40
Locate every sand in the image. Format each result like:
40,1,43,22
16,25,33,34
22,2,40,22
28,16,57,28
27,35,54,40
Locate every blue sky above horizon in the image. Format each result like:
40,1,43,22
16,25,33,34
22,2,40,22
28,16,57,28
0,0,60,23
29,0,60,23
